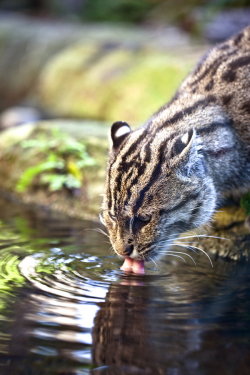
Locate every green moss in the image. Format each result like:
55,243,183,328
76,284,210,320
107,53,191,124
39,44,193,123
39,44,102,116
39,45,137,119
240,193,250,215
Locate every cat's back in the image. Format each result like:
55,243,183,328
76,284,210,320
179,26,250,146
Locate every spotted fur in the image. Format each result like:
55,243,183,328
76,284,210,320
101,27,250,261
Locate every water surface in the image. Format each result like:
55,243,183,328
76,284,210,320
0,198,249,374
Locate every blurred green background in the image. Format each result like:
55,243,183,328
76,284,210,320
0,0,250,25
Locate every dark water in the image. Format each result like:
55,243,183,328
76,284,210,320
0,199,250,374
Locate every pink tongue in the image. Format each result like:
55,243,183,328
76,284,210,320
120,257,145,275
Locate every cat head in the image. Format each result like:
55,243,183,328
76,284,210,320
101,121,216,260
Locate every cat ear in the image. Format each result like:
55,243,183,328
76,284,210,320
171,129,195,159
110,121,131,149
172,129,205,176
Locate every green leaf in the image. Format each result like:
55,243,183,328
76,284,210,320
41,173,82,191
16,158,64,192
64,174,82,189
41,174,68,191
76,155,96,167
18,127,96,192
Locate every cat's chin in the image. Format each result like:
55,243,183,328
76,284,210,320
120,257,145,275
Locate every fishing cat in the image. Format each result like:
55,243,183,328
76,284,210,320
101,26,250,265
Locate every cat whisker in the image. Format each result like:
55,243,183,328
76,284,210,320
91,228,110,239
164,253,187,263
171,250,196,265
177,234,228,241
174,243,213,267
108,246,115,254
159,248,196,265
148,256,159,270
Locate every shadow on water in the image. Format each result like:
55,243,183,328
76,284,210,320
0,198,249,374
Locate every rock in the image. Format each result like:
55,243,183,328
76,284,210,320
38,44,194,124
187,205,249,261
0,14,86,109
0,13,203,122
106,53,193,124
0,106,41,129
38,44,136,120
213,206,247,229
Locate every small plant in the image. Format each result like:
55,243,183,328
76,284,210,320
16,127,95,193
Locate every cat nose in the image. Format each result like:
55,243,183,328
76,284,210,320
123,244,134,256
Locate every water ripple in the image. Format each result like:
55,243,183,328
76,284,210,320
0,202,249,374
19,252,109,302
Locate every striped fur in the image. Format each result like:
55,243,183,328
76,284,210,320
101,26,250,261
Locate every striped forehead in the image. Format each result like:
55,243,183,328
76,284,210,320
108,128,170,213
109,129,146,202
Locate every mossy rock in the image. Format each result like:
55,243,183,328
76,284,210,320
0,16,83,109
106,52,192,124
213,206,247,229
38,44,137,119
38,43,194,124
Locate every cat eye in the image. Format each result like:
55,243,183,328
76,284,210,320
131,214,152,234
137,214,152,223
